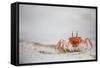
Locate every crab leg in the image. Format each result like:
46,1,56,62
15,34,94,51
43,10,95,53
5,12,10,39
82,38,93,48
56,40,64,49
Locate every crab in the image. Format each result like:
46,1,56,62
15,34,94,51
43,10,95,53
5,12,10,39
55,32,93,52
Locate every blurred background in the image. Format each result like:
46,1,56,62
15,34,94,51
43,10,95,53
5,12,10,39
19,4,96,44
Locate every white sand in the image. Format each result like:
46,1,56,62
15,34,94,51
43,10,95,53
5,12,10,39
19,41,96,64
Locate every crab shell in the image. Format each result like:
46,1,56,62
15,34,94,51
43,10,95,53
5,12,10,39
68,37,82,47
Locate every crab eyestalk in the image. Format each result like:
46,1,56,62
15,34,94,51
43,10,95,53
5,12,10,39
72,32,73,37
76,32,78,38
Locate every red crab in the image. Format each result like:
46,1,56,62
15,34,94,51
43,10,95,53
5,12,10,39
55,32,93,52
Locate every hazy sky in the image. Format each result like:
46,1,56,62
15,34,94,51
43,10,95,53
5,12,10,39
19,4,96,44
